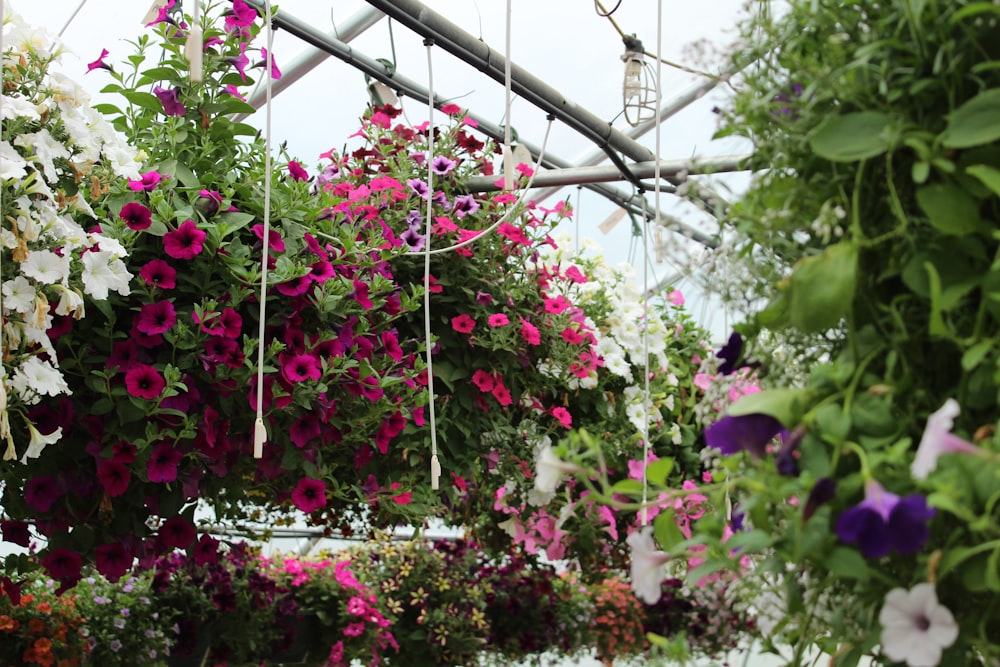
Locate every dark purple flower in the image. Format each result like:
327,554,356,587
159,517,196,551
96,460,131,497
835,479,935,558
136,300,177,336
193,534,220,566
1,520,31,547
119,201,152,230
148,442,183,483
803,477,837,521
95,542,132,583
292,478,327,513
153,85,185,117
42,548,83,591
163,220,206,259
25,475,62,512
282,353,321,383
704,413,787,459
125,364,166,400
716,332,744,375
452,194,480,218
775,425,806,476
86,48,112,73
139,259,177,289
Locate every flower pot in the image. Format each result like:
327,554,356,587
269,612,323,665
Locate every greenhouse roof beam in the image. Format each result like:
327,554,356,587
240,6,385,114
239,0,717,248
362,0,658,166
463,156,748,192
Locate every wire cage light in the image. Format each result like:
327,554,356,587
621,34,657,127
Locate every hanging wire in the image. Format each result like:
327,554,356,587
574,185,582,255
253,0,275,459
422,38,441,490
0,0,10,462
594,0,623,17
185,0,204,82
57,0,89,37
501,0,514,191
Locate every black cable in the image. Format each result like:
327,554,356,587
594,0,624,17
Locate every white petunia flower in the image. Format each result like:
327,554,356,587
10,356,69,403
627,526,670,604
21,249,70,285
89,233,128,258
534,444,576,495
20,423,63,464
3,276,37,313
80,251,119,300
14,129,71,182
878,583,958,667
53,285,85,319
912,398,982,480
0,93,41,120
0,140,28,180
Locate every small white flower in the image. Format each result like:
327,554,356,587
14,128,71,182
879,583,958,667
0,93,41,121
21,249,70,285
53,285,85,319
10,356,69,403
0,140,28,180
627,526,670,604
20,422,63,464
3,276,38,313
912,398,982,480
534,444,575,494
81,251,132,300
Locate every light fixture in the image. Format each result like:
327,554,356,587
621,35,656,127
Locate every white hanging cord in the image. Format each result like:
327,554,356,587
0,0,10,462
423,38,441,490
404,117,554,257
641,0,665,528
253,0,274,459
574,185,582,255
58,0,89,37
501,0,514,191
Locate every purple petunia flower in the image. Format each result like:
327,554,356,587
716,332,744,375
400,226,426,251
25,475,62,513
407,178,429,199
136,300,177,336
452,194,480,219
835,479,935,558
119,202,152,230
147,442,183,483
125,364,166,400
431,155,457,175
153,86,185,117
163,220,206,260
704,412,787,460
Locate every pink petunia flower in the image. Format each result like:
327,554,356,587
163,220,206,259
119,201,152,230
471,369,494,392
282,353,322,383
487,313,510,327
127,171,163,192
550,406,572,429
543,294,571,314
292,477,327,513
136,300,177,336
139,259,176,289
492,383,513,406
519,317,541,345
288,160,309,181
451,314,475,334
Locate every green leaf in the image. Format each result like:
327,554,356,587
724,529,773,554
814,403,851,444
121,90,164,114
809,111,894,162
966,164,1000,198
923,262,948,337
941,88,1000,149
951,3,1000,23
611,479,644,495
823,547,870,581
644,457,675,486
916,183,986,235
963,340,994,371
653,508,686,551
787,242,859,332
727,388,808,427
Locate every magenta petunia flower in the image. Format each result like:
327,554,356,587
1,520,31,548
543,294,571,314
193,534,220,566
86,48,112,73
136,300,177,336
96,460,130,497
24,475,61,513
229,41,250,81
95,542,132,583
127,171,163,192
259,47,281,79
203,337,245,369
380,330,403,362
125,364,166,400
290,414,321,448
147,442,183,483
144,0,176,26
223,84,247,101
288,160,309,181
282,353,322,383
519,317,541,345
353,278,373,309
197,189,223,217
471,369,494,392
153,85,186,117
550,406,572,429
119,201,152,230
163,220,206,259
492,383,513,406
488,313,510,327
159,516,196,550
309,260,335,283
292,477,327,513
276,275,313,297
139,259,177,289
561,326,585,345
252,224,285,252
451,314,475,333
224,0,257,34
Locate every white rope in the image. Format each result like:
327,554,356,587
501,0,514,191
574,185,582,255
57,0,89,37
641,0,665,528
0,0,10,462
423,39,441,490
185,0,204,82
253,0,274,459
403,118,553,257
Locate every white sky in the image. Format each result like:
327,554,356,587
13,0,754,338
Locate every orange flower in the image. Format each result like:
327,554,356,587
36,602,52,614
0,614,18,631
34,637,53,653
28,618,46,633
